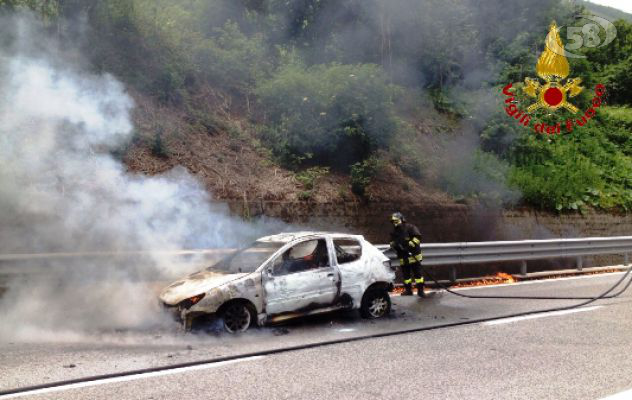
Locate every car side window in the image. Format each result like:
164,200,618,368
334,239,362,264
271,239,330,276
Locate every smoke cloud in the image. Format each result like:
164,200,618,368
0,14,286,340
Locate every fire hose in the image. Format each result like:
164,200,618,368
0,259,629,398
383,248,632,306
380,248,632,329
3,268,629,399
421,263,632,305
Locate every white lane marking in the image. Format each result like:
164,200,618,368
452,271,626,292
0,356,264,399
484,306,602,326
600,388,632,399
337,328,356,332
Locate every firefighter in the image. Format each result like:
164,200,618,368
389,212,425,297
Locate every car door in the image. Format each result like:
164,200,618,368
263,238,339,315
333,238,366,299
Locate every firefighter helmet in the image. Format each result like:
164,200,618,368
390,212,405,226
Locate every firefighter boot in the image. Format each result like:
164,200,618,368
402,283,413,296
416,282,426,298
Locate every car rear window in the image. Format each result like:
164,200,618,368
334,239,362,264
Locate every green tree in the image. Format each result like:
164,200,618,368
256,62,401,170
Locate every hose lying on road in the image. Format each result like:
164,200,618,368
4,269,630,399
1,265,630,398
382,243,632,301
422,264,632,302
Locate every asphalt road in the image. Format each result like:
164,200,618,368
1,272,631,399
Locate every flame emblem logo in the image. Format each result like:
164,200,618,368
523,23,584,113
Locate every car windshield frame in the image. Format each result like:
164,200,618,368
206,241,286,274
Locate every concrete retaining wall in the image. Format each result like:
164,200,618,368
226,200,632,277
227,200,632,242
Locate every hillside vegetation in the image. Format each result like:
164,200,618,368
579,0,632,23
1,0,631,212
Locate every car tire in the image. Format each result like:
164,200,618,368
360,289,391,319
221,302,254,333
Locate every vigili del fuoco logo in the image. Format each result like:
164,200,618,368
502,22,606,135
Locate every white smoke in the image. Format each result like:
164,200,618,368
0,15,285,339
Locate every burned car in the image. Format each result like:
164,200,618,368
160,232,395,333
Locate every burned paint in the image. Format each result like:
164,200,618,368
159,271,247,305
159,232,394,330
263,266,340,315
337,239,394,308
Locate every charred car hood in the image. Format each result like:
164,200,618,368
160,270,247,305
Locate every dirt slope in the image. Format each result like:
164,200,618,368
123,93,456,210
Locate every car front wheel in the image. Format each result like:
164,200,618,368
221,302,253,333
360,289,391,319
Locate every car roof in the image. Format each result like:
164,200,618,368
257,231,364,244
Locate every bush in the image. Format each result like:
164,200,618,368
600,107,632,156
439,150,516,206
388,121,426,180
256,63,401,171
151,128,170,159
598,56,632,106
350,157,380,196
295,166,329,200
192,21,270,96
508,121,632,211
295,167,329,191
510,158,602,212
428,88,466,117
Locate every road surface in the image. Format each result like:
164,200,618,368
1,272,631,399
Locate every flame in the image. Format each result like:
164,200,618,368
392,272,518,293
536,22,569,81
496,272,515,283
453,272,517,288
393,269,621,293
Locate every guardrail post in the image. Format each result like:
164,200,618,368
449,266,457,283
625,253,630,267
577,256,583,271
520,260,527,276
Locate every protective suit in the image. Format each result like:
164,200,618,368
389,212,425,297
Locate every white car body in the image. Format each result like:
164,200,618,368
160,232,395,329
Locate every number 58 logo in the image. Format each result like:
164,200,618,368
547,15,617,58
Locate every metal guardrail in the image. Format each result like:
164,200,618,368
378,236,632,279
0,249,232,261
1,237,630,280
